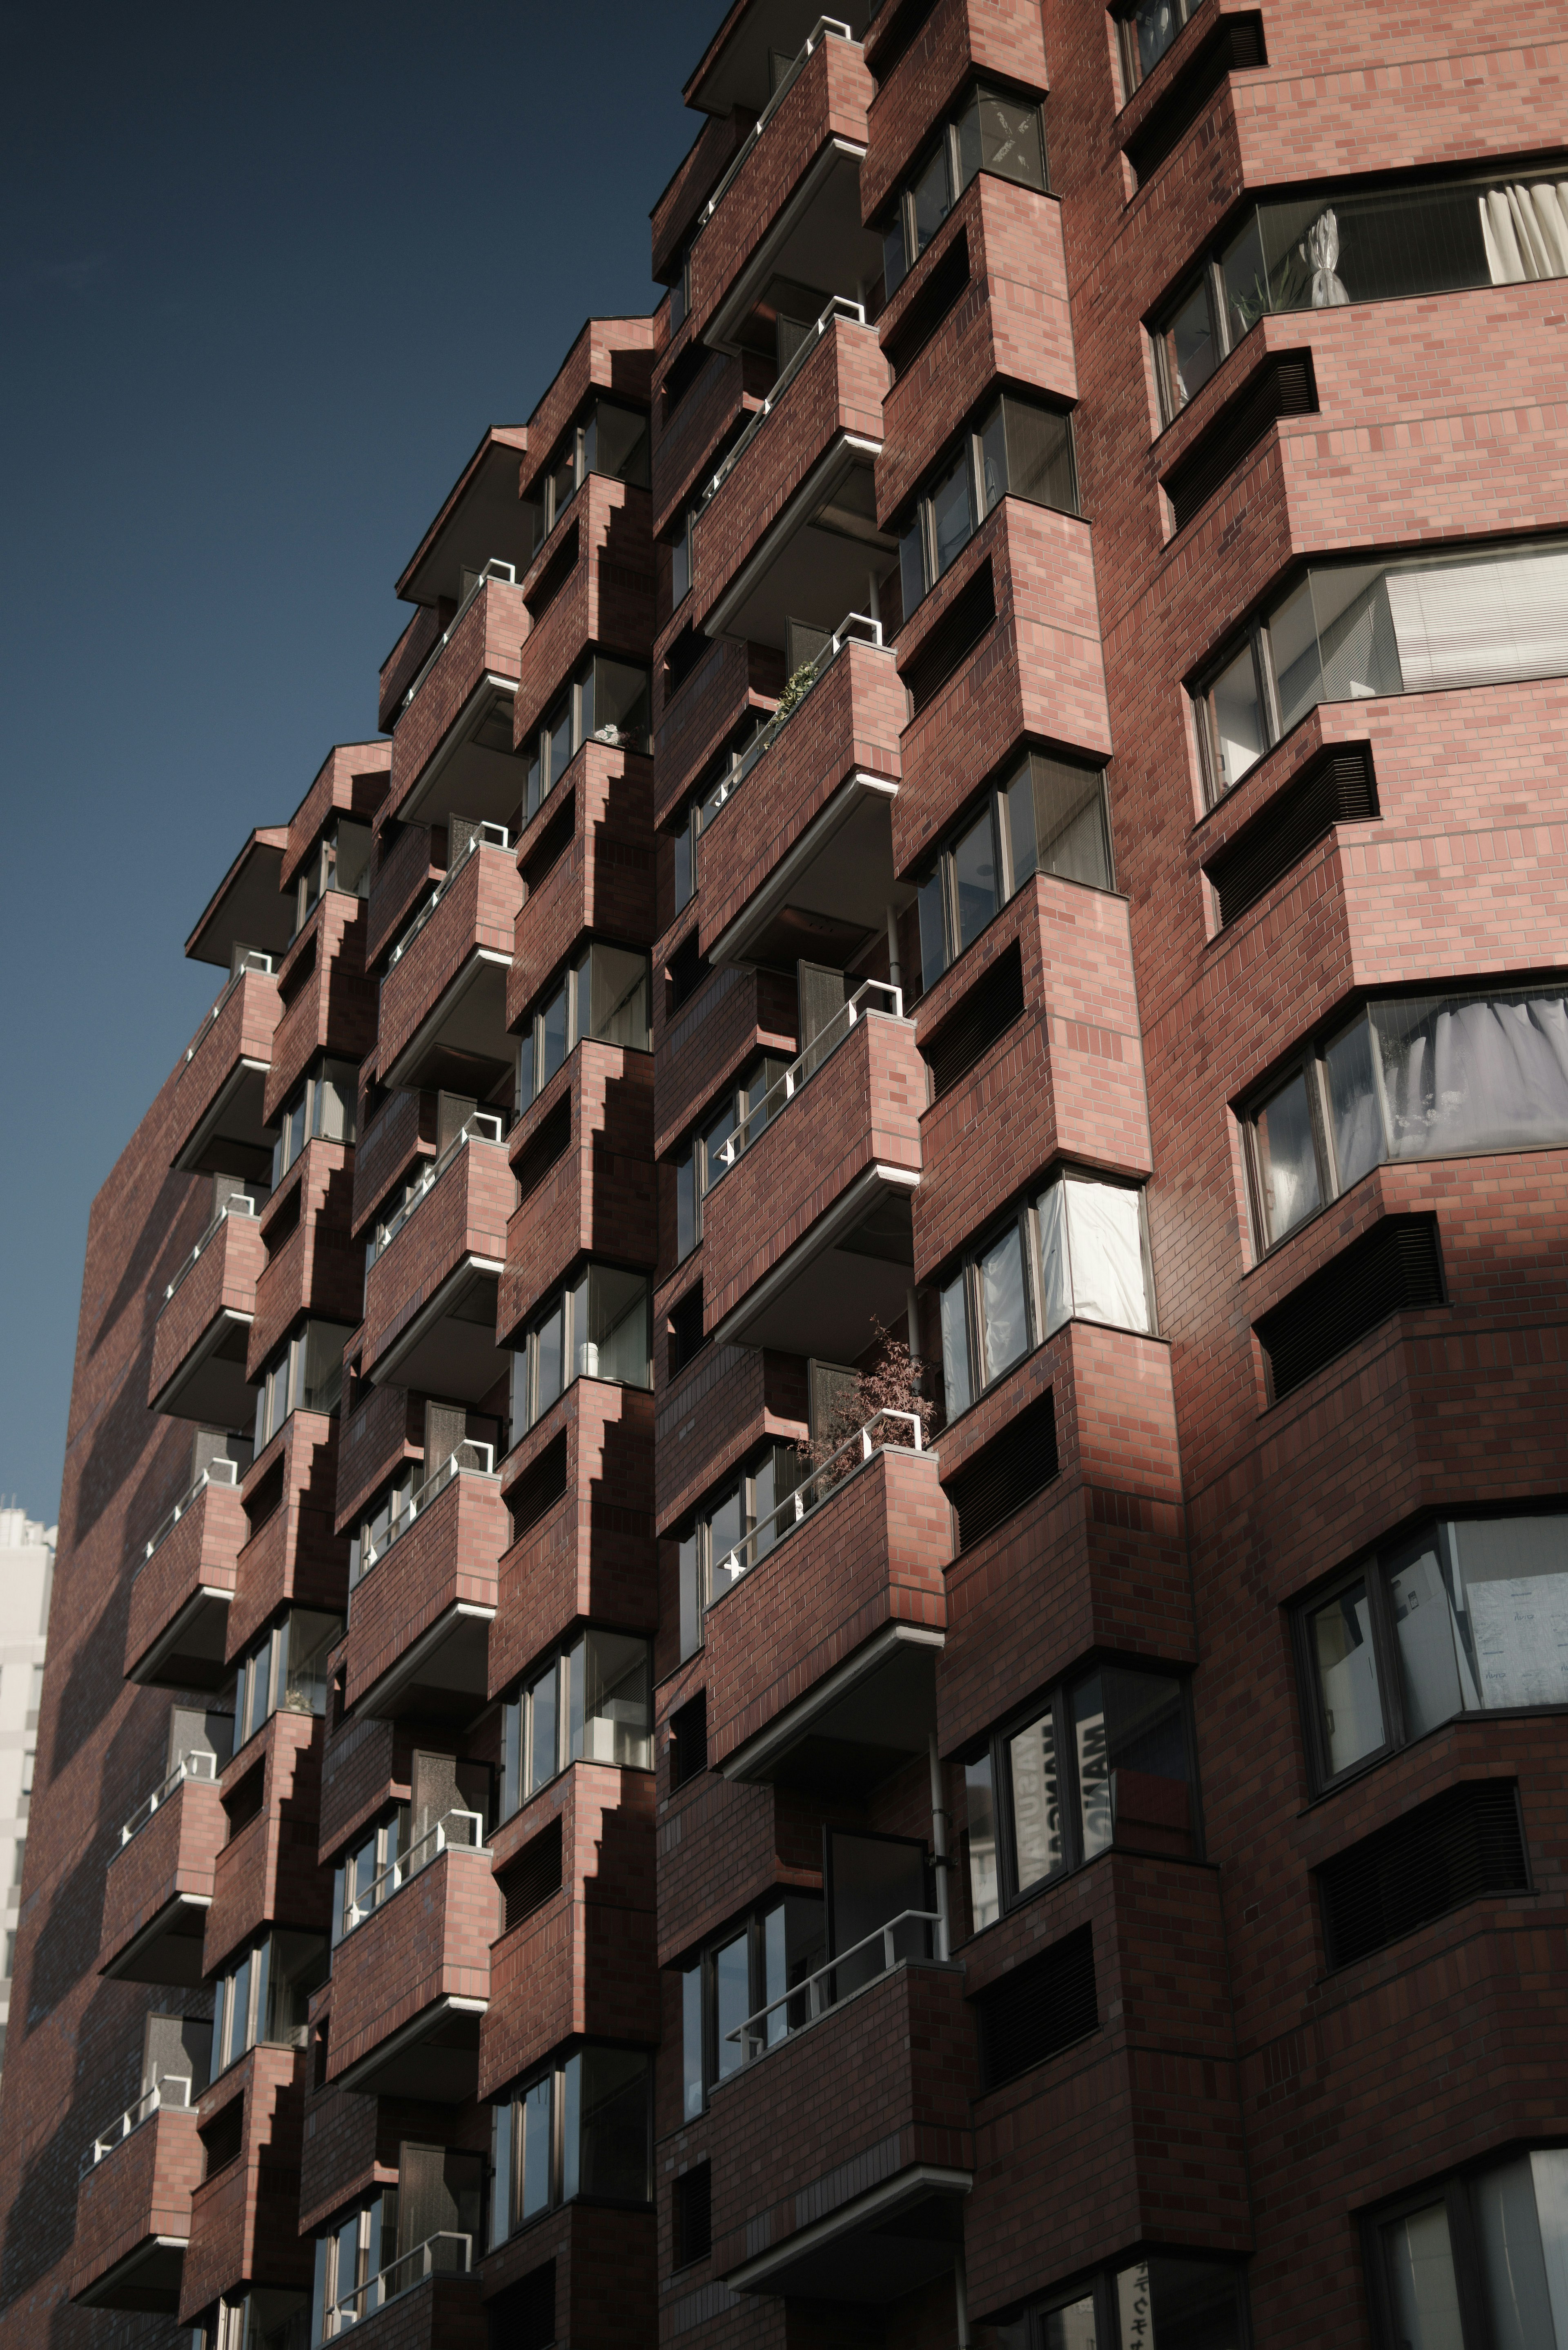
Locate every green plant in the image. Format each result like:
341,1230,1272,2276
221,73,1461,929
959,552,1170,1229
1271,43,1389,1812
773,659,819,724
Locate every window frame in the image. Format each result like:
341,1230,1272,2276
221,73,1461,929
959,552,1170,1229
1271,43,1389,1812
1000,2253,1252,2348
673,1053,791,1260
1361,2147,1568,2350
679,1891,828,2116
675,1441,802,1662
254,1318,354,1450
498,1628,655,1821
1114,0,1196,99
882,82,1049,298
898,392,1079,614
330,1804,411,1946
490,2045,653,2239
913,752,1115,993
509,1263,654,1437
517,942,653,1114
522,652,653,823
311,2184,399,2342
526,398,651,551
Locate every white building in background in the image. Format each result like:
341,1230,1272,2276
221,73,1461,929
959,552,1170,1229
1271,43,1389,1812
0,1508,54,2071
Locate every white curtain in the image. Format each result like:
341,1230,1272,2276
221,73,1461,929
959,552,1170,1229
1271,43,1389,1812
1375,991,1568,1157
1063,1181,1151,1332
1301,207,1350,305
1481,181,1568,284
1383,547,1568,693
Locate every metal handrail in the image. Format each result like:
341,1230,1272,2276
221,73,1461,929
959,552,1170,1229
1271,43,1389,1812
119,1750,218,1847
185,952,275,1062
717,977,902,1172
330,2230,473,2329
697,612,884,837
162,1195,256,1309
351,1443,497,1589
399,558,516,716
712,1405,923,1591
701,296,866,511
386,821,513,973
694,18,853,236
367,1116,506,1266
89,2075,191,2167
342,1810,485,1936
138,1457,241,1571
724,1908,941,2062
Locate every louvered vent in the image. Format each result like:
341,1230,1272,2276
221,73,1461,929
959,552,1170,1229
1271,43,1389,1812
1163,351,1319,532
903,562,996,714
1125,14,1267,182
489,2259,556,2349
922,942,1025,1098
1205,745,1378,926
670,1691,708,1790
673,2161,713,2269
514,1099,571,1206
1318,1780,1528,1971
884,234,971,379
942,1393,1058,1552
1255,1215,1443,1401
499,1817,563,1933
508,1433,569,1547
975,1925,1097,2090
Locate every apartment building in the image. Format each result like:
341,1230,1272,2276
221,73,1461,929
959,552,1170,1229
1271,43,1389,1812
6,0,1568,2345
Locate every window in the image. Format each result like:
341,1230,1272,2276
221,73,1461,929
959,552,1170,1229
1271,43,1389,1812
270,1060,359,1185
310,2187,396,2340
1194,537,1568,805
523,399,650,553
672,1054,791,1259
963,1664,1195,1924
936,1173,1154,1420
915,754,1114,992
509,1267,652,1434
294,820,372,936
209,1929,328,2079
231,1610,341,1749
678,1896,826,2116
668,246,692,334
1115,0,1196,94
330,1806,410,1946
522,654,652,822
1153,161,1568,424
993,2256,1247,2348
899,394,1076,615
499,1630,653,1818
669,505,696,611
490,2047,651,2238
676,1445,801,1661
882,84,1047,297
254,1320,354,1447
1297,1512,1568,1790
350,1469,415,1587
1369,2147,1568,2349
516,943,651,1111
1245,983,1568,1253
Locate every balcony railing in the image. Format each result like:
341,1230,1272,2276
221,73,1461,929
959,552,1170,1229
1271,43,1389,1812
693,18,853,237
341,1809,486,1938
349,1443,497,1592
162,1195,256,1309
119,1750,218,1847
87,2075,192,2170
185,951,275,1063
701,296,866,511
697,612,884,838
398,558,516,717
712,1405,924,1590
137,1457,241,1575
726,1907,941,2065
716,977,902,1177
328,2230,473,2333
385,820,514,974
365,1115,507,1270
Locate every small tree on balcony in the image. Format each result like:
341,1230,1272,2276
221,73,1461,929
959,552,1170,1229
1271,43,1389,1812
795,1318,935,1495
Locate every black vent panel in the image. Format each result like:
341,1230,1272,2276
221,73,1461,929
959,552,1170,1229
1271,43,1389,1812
508,1433,569,1547
499,1817,564,1933
903,562,996,715
1319,1779,1528,1970
1125,14,1267,183
673,2161,713,2269
670,1690,708,1790
487,2259,555,2350
1255,1214,1443,1401
884,234,971,379
1164,350,1318,532
1205,744,1378,925
943,1393,1058,1553
975,1925,1097,2090
923,941,1025,1097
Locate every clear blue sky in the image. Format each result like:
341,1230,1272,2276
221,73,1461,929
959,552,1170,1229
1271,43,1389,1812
0,0,717,1526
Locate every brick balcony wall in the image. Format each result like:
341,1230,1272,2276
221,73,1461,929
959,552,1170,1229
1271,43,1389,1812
342,1465,506,1714
379,605,440,736
99,1772,226,1975
517,321,657,508
125,1476,245,1681
230,1411,347,1658
498,1043,655,1344
652,637,784,828
374,843,521,1082
512,478,655,749
335,1382,425,1540
205,1709,328,1975
279,744,390,895
180,2045,310,2319
508,746,656,1025
653,961,797,1165
360,1134,512,1382
366,815,441,971
264,893,376,1126
69,2104,203,2304
172,968,279,1168
248,1140,360,1376
149,1208,263,1411
326,1846,496,2085
862,0,1051,223
353,1088,437,1238
387,576,528,825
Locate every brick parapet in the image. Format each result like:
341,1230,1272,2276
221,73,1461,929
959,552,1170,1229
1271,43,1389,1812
125,1475,245,1682
149,1207,263,1413
172,967,279,1169
180,2045,310,2318
374,843,520,1081
511,477,655,749
387,576,528,825
326,1846,496,2086
508,745,657,1028
68,2104,204,2306
341,1465,506,1715
361,1136,512,1382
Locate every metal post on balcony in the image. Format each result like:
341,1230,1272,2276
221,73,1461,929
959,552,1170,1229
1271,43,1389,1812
955,2252,972,2348
929,1733,952,1961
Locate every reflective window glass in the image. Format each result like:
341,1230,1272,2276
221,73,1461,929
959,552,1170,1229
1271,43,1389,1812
1309,1581,1385,1774
534,1299,564,1420
963,1756,998,1931
940,1271,972,1418
713,1933,748,2081
1007,1710,1061,1891
1159,278,1218,413
1254,1067,1321,1242
1383,2202,1464,2350
977,1223,1029,1382
539,983,569,1091
911,140,952,258
951,807,1000,950
929,448,976,580
1208,639,1268,793
519,2077,552,2221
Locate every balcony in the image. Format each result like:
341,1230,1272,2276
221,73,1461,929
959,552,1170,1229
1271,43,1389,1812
361,1123,512,1402
334,1378,422,1539
343,1448,505,1719
126,1463,245,1690
510,476,655,753
376,836,520,1093
171,961,280,1181
498,1045,656,1349
478,1766,657,2100
653,636,782,826
704,1421,949,1787
860,0,1050,223
180,2048,311,2322
508,750,655,1025
248,1150,362,1378
387,566,529,831
691,305,889,641
230,1412,348,1655
263,894,376,1127
100,1761,224,1985
70,2086,201,2313
204,1709,328,1977
695,618,906,965
686,22,880,355
699,988,924,1353
148,1200,262,1425
708,1956,971,2303
326,1834,493,2101
324,2231,482,2346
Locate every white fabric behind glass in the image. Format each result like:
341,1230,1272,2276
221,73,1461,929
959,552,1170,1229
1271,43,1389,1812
1064,1182,1149,1330
1036,1182,1071,1333
1475,2156,1559,2350
1532,2151,1568,2348
1312,1585,1385,1773
1007,1714,1060,1890
1481,183,1568,283
1373,991,1568,1158
1388,1538,1472,1735
1386,2204,1466,2350
1042,2294,1098,2350
1323,1013,1385,1189
979,1226,1029,1380
1384,548,1568,693
1452,1515,1568,1709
